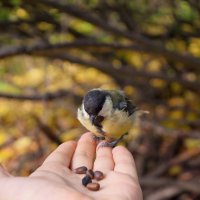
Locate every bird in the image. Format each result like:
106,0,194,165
77,88,144,147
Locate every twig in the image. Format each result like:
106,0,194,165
33,116,62,145
0,137,16,150
145,186,183,200
0,40,146,59
0,89,81,102
140,177,200,193
147,147,200,177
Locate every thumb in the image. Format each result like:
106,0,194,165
0,164,11,177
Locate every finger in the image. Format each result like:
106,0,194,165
71,132,96,170
0,164,11,177
113,146,139,181
42,141,77,167
93,142,114,174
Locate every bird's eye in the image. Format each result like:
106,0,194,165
118,102,127,110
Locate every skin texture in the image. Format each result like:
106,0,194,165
0,132,143,200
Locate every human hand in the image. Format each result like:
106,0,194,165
0,132,143,200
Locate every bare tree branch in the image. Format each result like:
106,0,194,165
0,89,81,102
0,40,148,59
36,0,200,71
140,177,200,194
145,185,182,200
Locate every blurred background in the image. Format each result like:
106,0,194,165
0,0,200,199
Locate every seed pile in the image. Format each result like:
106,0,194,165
74,166,104,191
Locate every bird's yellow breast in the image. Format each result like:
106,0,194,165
78,107,135,140
102,109,134,139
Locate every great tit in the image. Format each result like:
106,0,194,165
77,88,141,147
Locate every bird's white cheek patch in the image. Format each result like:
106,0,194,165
99,97,113,117
82,104,90,119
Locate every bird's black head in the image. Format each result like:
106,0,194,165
83,89,107,116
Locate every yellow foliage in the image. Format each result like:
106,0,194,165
171,82,182,93
75,67,112,86
150,78,166,88
168,97,185,107
16,8,29,19
148,60,162,72
0,101,11,115
124,85,135,96
72,21,94,34
13,68,44,87
0,148,14,162
128,52,143,68
13,137,33,154
0,131,7,145
162,120,176,128
186,112,198,121
145,25,166,35
169,165,182,176
184,91,198,106
170,110,183,120
37,22,54,31
176,40,187,52
189,38,200,56
60,128,81,141
184,139,200,149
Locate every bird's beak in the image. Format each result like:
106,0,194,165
90,115,96,125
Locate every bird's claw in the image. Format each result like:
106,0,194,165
98,141,118,148
98,132,129,148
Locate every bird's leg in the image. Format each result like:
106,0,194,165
93,135,105,142
93,126,106,142
99,132,128,148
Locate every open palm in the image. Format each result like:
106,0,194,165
0,132,143,200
